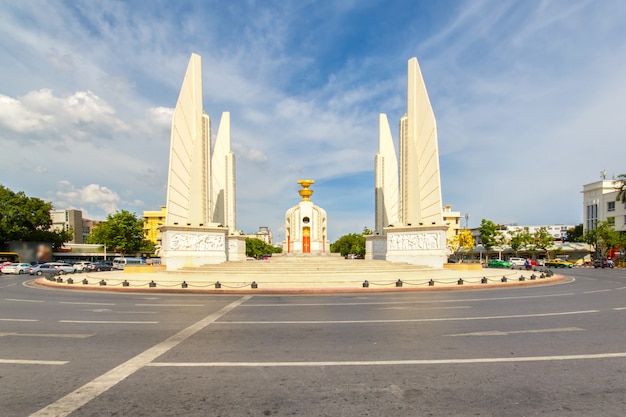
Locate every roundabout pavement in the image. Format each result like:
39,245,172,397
1,267,625,416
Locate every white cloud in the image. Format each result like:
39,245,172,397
0,89,127,140
56,181,120,214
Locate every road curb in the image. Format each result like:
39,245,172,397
31,275,568,295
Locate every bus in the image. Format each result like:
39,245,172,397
112,257,146,270
0,252,21,264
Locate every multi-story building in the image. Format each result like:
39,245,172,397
582,179,626,233
143,207,167,244
50,209,101,244
51,209,84,244
242,226,273,245
443,205,462,242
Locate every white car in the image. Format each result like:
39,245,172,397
73,261,91,272
1,263,32,274
509,257,526,266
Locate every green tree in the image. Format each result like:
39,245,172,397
566,224,584,242
478,219,500,249
245,238,281,258
615,174,626,204
86,210,146,255
330,233,365,257
533,227,554,259
510,228,532,256
0,184,72,249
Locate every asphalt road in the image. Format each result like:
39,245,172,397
1,267,626,417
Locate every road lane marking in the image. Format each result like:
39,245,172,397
0,318,38,322
146,352,626,368
218,310,599,324
4,298,45,303
613,307,626,311
0,359,68,365
445,327,585,337
583,289,612,294
59,302,115,306
243,293,575,307
59,320,159,324
134,304,205,307
30,295,251,417
0,332,94,338
376,306,470,311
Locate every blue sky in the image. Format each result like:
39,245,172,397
1,0,625,242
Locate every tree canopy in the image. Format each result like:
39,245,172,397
0,184,72,249
566,224,584,242
478,219,501,249
245,238,282,258
584,221,621,259
447,229,475,261
330,233,365,257
86,210,148,255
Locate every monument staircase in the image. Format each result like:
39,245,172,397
173,255,433,286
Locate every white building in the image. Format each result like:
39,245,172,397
582,179,626,233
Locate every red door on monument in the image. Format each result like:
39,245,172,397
302,227,311,253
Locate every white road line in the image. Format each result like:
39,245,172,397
4,298,45,303
218,310,599,325
376,306,470,311
0,318,38,322
445,327,585,337
134,304,204,307
59,302,115,306
147,352,626,368
0,359,68,366
59,320,159,324
30,295,251,417
0,332,94,338
583,289,612,294
243,293,575,307
613,307,626,311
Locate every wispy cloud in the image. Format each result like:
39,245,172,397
0,0,624,240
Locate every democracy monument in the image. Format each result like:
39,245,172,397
158,53,446,272
54,52,536,290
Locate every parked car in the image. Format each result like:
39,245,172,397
593,259,614,268
488,259,512,268
30,262,76,276
545,259,573,268
73,261,92,272
509,257,526,266
1,263,32,274
85,261,113,272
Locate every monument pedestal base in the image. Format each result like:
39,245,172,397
226,235,247,261
384,225,448,268
365,235,387,260
365,226,448,268
160,226,228,271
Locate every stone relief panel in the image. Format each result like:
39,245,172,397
169,233,225,251
387,232,441,251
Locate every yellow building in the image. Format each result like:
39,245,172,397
443,205,462,242
143,206,167,244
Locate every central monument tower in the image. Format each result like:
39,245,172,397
284,180,329,255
